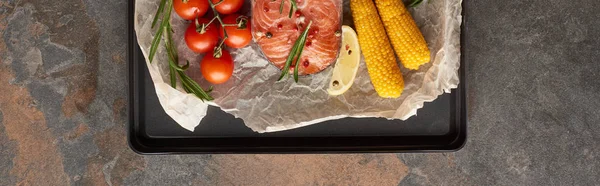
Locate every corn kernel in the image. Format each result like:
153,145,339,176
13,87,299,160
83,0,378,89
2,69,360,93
350,0,404,98
375,0,431,70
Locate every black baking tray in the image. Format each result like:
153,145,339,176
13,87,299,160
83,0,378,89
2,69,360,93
128,0,468,154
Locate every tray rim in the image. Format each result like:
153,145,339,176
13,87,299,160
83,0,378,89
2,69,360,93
127,0,468,154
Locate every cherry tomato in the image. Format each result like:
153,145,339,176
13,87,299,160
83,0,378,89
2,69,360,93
185,18,219,53
173,0,209,20
219,14,252,48
201,50,234,84
211,0,244,15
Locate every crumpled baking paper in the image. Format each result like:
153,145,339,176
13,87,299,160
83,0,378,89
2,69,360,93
134,0,463,133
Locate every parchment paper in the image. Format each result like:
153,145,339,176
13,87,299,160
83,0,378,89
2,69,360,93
134,0,463,133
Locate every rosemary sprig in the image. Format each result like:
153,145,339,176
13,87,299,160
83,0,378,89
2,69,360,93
276,0,308,82
169,66,177,87
151,0,167,28
288,0,297,18
149,0,214,101
278,21,312,82
279,0,285,14
148,2,170,63
279,0,298,18
408,0,424,7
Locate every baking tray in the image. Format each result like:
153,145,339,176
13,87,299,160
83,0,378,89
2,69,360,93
128,0,467,154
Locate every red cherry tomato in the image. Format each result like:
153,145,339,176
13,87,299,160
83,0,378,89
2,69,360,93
201,50,234,84
185,18,219,53
173,0,209,20
211,0,244,15
219,14,252,48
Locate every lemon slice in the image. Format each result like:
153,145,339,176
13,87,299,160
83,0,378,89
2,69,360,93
327,26,361,96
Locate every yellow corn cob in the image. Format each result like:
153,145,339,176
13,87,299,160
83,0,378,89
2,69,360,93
350,0,404,98
375,0,430,70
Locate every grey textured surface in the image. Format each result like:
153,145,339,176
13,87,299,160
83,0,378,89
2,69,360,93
460,1,600,185
0,0,599,185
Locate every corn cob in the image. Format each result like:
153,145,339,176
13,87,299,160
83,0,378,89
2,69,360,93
350,0,404,98
375,0,430,70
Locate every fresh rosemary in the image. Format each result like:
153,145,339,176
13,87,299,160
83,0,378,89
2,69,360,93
278,21,312,82
149,0,214,101
408,0,424,7
276,0,309,82
279,0,298,18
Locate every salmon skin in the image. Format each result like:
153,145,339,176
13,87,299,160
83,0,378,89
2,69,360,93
252,0,342,75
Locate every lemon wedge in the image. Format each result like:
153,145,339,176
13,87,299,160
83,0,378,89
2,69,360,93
327,26,361,96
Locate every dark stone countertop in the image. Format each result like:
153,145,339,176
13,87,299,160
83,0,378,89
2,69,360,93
1,0,598,185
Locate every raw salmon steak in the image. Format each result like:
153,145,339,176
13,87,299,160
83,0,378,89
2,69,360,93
252,0,342,75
